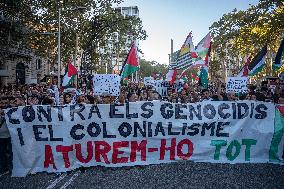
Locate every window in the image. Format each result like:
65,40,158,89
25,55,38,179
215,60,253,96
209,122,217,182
132,7,138,15
36,59,42,70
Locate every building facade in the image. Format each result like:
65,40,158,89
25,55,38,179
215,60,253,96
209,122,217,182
0,46,50,86
107,6,140,74
0,10,50,86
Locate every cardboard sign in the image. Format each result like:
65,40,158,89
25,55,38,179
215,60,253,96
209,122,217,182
226,77,248,93
93,74,121,96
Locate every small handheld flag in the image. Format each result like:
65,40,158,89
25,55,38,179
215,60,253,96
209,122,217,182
120,43,139,79
248,46,267,76
62,60,78,87
273,37,284,71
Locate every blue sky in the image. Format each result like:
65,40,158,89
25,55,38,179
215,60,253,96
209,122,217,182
118,0,260,64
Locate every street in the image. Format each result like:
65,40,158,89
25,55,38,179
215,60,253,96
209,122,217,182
1,161,283,189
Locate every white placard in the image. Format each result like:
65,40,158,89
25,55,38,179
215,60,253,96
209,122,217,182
144,77,154,86
93,74,121,96
154,80,169,96
226,77,248,93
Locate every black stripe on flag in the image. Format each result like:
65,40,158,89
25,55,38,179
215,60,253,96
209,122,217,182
248,46,267,71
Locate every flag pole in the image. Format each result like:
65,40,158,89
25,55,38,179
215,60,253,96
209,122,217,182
171,39,173,62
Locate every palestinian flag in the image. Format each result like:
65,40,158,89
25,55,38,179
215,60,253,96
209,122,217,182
269,106,284,162
273,37,284,71
180,70,189,89
120,43,139,79
197,40,210,88
199,66,208,89
180,70,189,83
166,68,177,85
248,46,267,76
237,57,251,77
194,33,211,58
191,33,211,67
62,61,78,87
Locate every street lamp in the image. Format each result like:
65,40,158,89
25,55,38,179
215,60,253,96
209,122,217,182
58,6,61,87
58,6,87,87
40,27,61,87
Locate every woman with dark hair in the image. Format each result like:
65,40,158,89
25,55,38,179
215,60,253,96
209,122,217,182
139,90,148,101
86,95,94,104
41,96,54,106
63,93,72,105
127,92,138,102
77,94,86,104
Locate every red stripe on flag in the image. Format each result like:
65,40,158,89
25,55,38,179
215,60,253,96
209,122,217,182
67,63,78,77
126,44,138,67
277,106,284,116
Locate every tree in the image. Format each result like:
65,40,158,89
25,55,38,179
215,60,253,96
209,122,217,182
210,0,284,79
0,0,147,72
139,59,167,78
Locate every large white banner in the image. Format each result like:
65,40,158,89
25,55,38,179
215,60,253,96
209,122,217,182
5,101,284,177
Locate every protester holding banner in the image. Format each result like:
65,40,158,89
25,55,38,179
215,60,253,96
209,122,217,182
139,90,149,101
1,72,284,175
0,99,12,174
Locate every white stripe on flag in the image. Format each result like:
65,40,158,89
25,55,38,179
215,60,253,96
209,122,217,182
62,74,72,87
249,56,266,75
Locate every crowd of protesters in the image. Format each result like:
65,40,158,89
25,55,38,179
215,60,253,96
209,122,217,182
1,76,284,173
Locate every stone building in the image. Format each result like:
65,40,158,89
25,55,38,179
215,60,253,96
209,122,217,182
0,46,49,86
0,10,50,86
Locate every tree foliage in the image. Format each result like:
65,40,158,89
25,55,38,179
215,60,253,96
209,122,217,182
0,0,147,71
139,59,168,78
210,0,284,78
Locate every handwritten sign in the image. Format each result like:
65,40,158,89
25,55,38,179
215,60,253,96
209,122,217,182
144,77,154,86
226,77,248,93
93,74,121,96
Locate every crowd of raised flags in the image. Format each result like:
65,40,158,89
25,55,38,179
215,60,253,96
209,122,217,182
165,33,284,91
0,33,284,174
59,31,284,92
166,32,211,89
